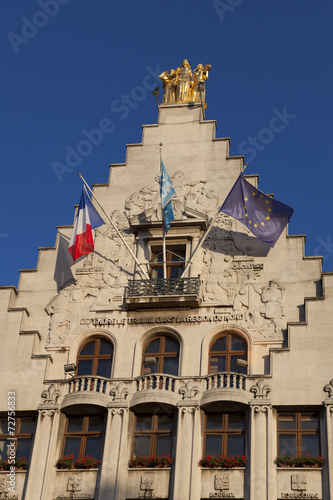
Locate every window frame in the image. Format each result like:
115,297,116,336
76,336,114,378
208,333,248,374
149,244,187,279
0,415,36,462
277,411,320,457
203,412,245,457
61,414,105,459
132,413,174,458
141,334,180,376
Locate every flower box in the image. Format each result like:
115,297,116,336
128,454,173,468
0,457,28,470
276,453,324,468
198,454,247,468
56,455,101,470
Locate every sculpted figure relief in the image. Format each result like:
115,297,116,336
159,59,211,105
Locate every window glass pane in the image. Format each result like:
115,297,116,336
99,340,113,355
64,437,81,459
227,434,244,455
0,419,7,434
134,436,151,456
16,438,32,459
77,360,93,376
136,415,152,431
163,357,179,376
209,356,226,373
157,415,173,431
205,435,222,456
301,434,320,456
80,341,95,356
279,434,296,456
156,435,172,456
206,414,223,430
279,414,296,430
0,440,6,460
230,355,247,373
231,335,247,351
67,417,84,433
228,414,245,430
169,267,183,279
164,338,179,353
88,416,104,432
85,436,102,459
211,337,227,352
97,359,112,378
170,250,185,262
145,339,160,354
19,418,35,434
301,414,319,430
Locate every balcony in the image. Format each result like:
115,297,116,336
61,375,110,410
201,372,249,407
124,277,201,309
130,374,179,408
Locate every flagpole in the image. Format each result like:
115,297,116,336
78,173,150,280
181,209,221,278
159,143,167,280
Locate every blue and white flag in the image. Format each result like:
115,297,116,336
160,160,176,232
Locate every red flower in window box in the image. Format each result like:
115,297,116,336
198,454,247,468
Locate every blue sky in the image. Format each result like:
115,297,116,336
1,1,333,286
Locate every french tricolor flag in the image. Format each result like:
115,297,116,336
69,187,105,262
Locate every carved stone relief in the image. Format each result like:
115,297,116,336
139,476,155,498
67,475,82,492
0,479,19,500
125,170,218,223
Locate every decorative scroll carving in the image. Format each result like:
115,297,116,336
250,379,271,399
179,381,199,401
39,409,58,418
110,382,129,402
324,379,333,398
41,384,60,405
140,476,155,498
253,405,271,414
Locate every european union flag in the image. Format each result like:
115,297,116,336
160,160,176,232
220,175,294,247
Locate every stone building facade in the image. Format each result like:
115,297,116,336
1,103,333,500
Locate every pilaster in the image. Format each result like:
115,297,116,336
24,384,61,500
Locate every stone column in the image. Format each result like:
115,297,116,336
24,407,60,500
249,379,272,500
172,404,200,500
189,235,201,278
324,404,333,499
135,236,147,279
95,405,129,500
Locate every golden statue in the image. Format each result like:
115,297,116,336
175,59,193,103
159,60,211,106
192,63,211,104
158,69,176,104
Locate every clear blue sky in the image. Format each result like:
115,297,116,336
1,1,333,286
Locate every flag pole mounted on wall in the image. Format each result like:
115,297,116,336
77,173,150,280
159,143,177,280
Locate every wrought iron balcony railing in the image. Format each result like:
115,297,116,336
125,277,200,297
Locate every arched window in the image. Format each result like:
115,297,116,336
142,335,179,376
76,337,114,378
209,333,247,374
